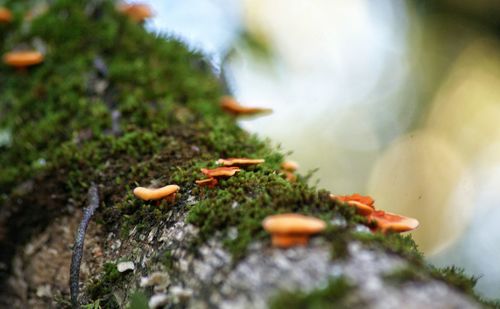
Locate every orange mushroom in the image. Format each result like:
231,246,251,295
281,161,299,172
217,158,265,167
3,51,44,69
118,3,153,22
133,184,180,201
0,7,12,24
329,194,374,216
200,167,240,178
281,161,299,182
333,193,374,207
220,96,272,117
195,177,218,188
262,213,326,248
367,210,419,233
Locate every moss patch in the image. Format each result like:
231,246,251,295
0,0,497,307
86,263,124,308
269,277,358,309
384,265,500,308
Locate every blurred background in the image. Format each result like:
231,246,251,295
138,0,500,298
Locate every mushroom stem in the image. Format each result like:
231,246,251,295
272,234,309,248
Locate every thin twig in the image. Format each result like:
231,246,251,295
70,183,99,308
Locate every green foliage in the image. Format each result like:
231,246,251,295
269,277,356,309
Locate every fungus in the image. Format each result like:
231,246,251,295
329,194,374,216
133,184,180,201
262,213,326,248
332,193,374,207
118,3,153,22
368,210,419,233
281,161,299,182
0,7,12,24
217,158,265,167
200,167,240,178
195,177,218,188
220,96,272,117
3,50,44,70
281,161,299,172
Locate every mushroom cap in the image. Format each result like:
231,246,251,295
200,167,240,178
217,158,265,167
195,178,218,187
330,193,374,207
329,194,374,216
281,161,299,172
118,3,153,22
3,51,44,68
263,213,326,235
0,7,12,23
220,96,272,116
368,210,419,233
133,184,180,201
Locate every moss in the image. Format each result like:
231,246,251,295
269,277,358,309
352,231,423,262
161,250,175,270
127,291,149,309
0,0,497,307
384,265,500,308
383,265,428,284
86,263,124,308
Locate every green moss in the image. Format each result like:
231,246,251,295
384,265,500,308
430,266,500,308
86,263,124,308
383,265,428,284
353,231,423,262
269,277,357,309
127,291,149,309
1,0,497,307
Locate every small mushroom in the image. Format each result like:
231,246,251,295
195,177,218,188
200,167,240,178
262,213,326,248
133,184,180,201
281,161,299,182
281,161,299,172
220,96,272,117
217,158,265,167
368,210,419,233
3,50,44,69
329,194,374,216
0,7,12,24
118,3,153,22
332,193,374,207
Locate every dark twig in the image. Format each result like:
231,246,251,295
70,183,99,308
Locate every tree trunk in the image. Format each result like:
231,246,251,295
0,1,492,308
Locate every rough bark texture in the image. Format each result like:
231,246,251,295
0,0,495,308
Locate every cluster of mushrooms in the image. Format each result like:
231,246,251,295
133,93,419,248
1,3,153,70
2,2,419,249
